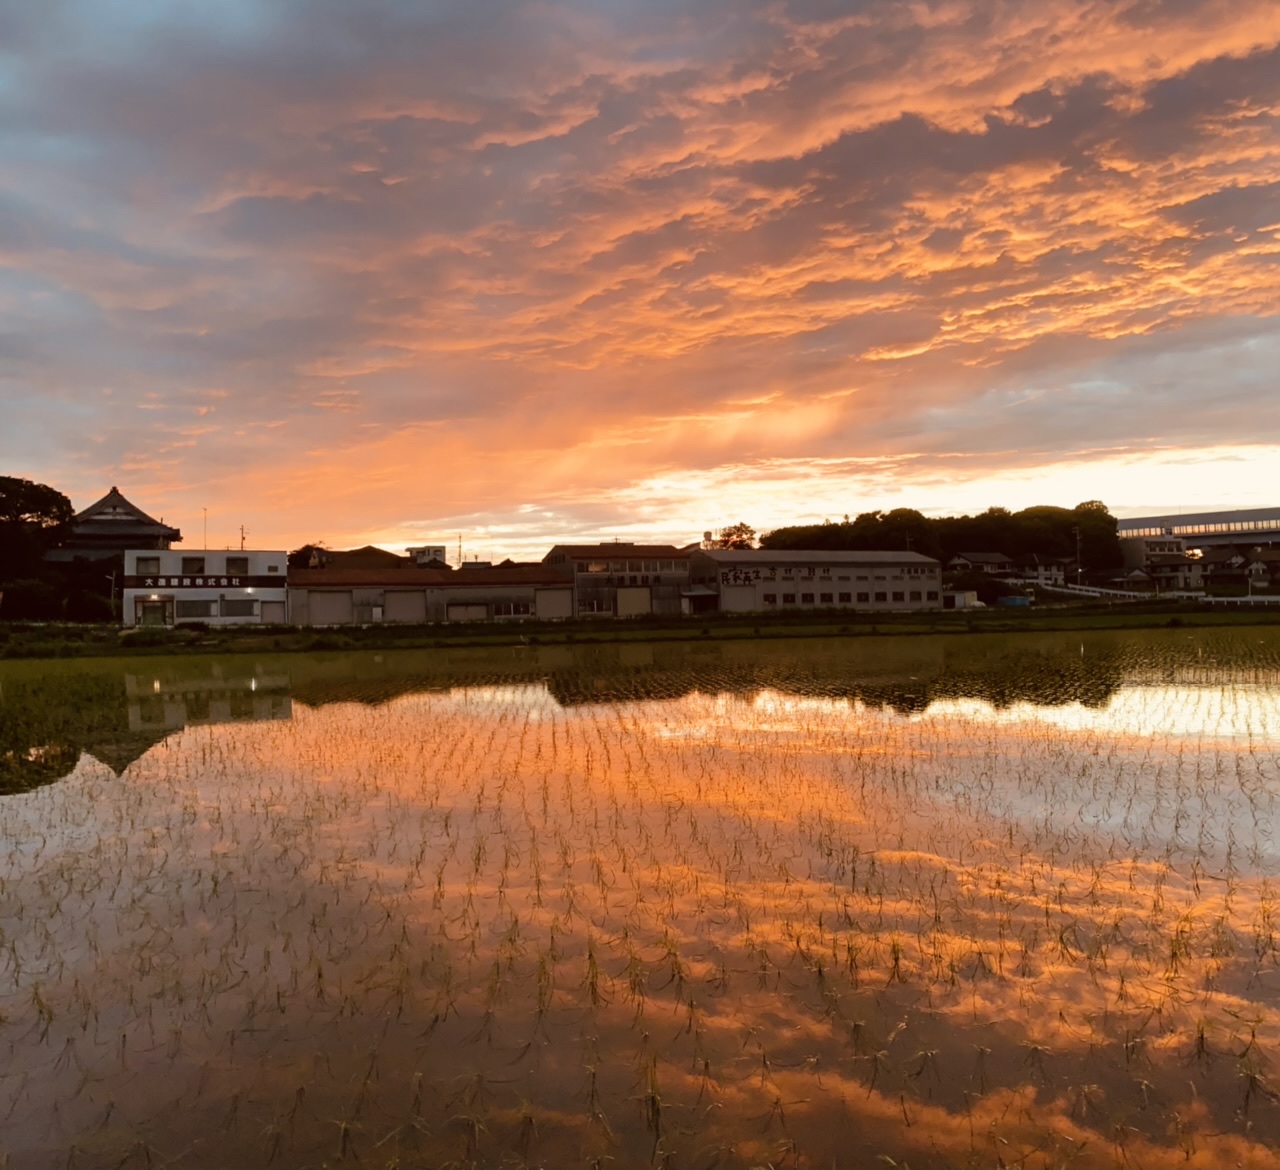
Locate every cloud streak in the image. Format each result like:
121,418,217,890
2,0,1278,550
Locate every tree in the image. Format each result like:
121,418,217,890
0,476,73,531
288,543,330,569
0,476,74,582
713,522,757,550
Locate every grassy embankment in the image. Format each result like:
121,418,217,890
2,597,1278,659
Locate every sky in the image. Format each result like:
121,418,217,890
2,0,1278,559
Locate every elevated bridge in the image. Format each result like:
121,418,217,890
1117,506,1280,549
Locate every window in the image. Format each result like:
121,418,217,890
782,593,796,604
267,565,280,573
838,592,851,603
181,557,206,575
579,599,612,613
221,599,257,617
857,592,869,603
136,556,160,575
225,556,249,575
801,592,815,604
909,591,922,602
874,592,887,602
820,592,833,604
763,593,777,605
892,591,905,602
176,599,216,618
494,600,532,616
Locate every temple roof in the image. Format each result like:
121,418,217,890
72,487,181,538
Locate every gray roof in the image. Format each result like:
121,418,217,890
698,548,939,566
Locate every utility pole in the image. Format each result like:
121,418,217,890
203,507,208,549
240,525,247,551
1074,525,1083,585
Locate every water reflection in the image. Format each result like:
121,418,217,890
1,630,1279,1167
0,661,290,792
6,628,1259,795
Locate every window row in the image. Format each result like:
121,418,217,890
137,555,279,576
578,560,683,573
174,598,258,618
760,591,938,606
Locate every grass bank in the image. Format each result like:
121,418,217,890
2,598,1279,660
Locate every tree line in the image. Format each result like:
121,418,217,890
756,501,1122,569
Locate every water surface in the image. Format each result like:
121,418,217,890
2,629,1280,1167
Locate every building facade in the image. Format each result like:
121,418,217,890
542,544,694,617
288,565,573,625
690,549,943,613
123,549,287,627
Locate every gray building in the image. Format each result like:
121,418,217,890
690,549,942,613
542,543,695,617
288,564,573,625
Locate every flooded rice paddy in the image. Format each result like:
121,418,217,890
2,628,1280,1168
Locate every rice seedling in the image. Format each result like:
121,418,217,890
0,629,1278,1166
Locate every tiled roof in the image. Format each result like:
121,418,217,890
545,544,691,559
290,565,572,587
700,548,939,565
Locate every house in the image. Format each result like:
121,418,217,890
123,548,287,626
946,552,1014,575
47,486,182,562
1244,549,1280,586
1146,553,1203,592
288,563,574,625
1199,546,1249,584
1120,535,1186,571
689,549,942,613
542,543,694,617
1011,554,1069,587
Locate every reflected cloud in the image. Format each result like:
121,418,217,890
3,628,1280,1165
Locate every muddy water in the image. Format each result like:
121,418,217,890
2,628,1279,1168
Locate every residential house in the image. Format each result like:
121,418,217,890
946,552,1014,575
1011,554,1069,587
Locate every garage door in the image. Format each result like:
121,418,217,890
260,600,286,624
309,591,353,625
446,603,488,622
384,591,427,623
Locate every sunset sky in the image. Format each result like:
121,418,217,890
3,0,1279,558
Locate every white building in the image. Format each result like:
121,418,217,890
690,549,943,613
123,549,288,627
